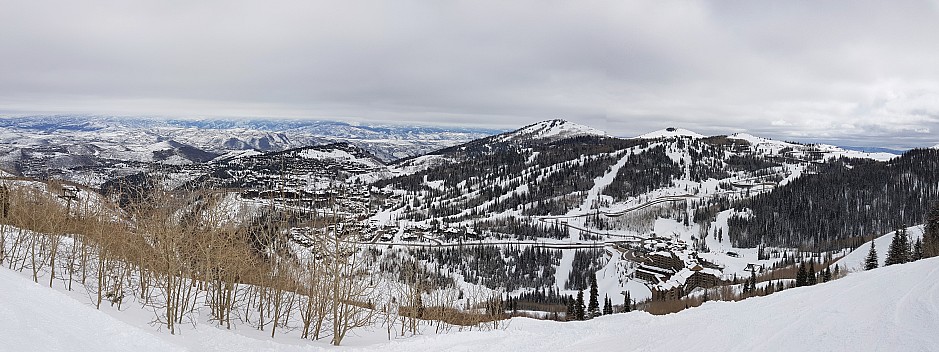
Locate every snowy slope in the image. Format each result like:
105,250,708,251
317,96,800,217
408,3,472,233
636,127,704,139
401,258,939,351
0,269,184,352
728,132,798,153
4,256,939,351
838,225,925,271
496,119,608,142
729,133,899,161
811,143,898,161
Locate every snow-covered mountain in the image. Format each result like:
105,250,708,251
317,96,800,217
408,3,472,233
193,142,386,191
636,127,705,139
0,115,501,186
0,115,501,162
495,119,608,142
728,132,899,161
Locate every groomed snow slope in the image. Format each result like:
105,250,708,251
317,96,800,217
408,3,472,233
4,257,939,351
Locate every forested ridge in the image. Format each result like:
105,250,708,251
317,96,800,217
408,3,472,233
728,149,939,248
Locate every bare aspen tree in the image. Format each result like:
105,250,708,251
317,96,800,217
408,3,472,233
323,197,376,346
0,223,6,266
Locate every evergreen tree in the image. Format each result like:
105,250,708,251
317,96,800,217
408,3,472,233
624,291,632,312
913,237,924,261
602,295,613,315
747,269,757,294
575,290,585,321
796,261,807,287
588,274,599,317
864,240,879,270
925,204,939,258
886,227,910,266
822,266,832,282
807,261,817,285
565,295,575,321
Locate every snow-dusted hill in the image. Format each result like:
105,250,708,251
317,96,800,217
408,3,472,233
495,119,608,142
635,127,704,139
728,132,899,161
3,256,937,351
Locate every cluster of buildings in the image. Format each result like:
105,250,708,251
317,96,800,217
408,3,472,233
630,236,723,300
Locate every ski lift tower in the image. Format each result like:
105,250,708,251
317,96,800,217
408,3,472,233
59,185,79,219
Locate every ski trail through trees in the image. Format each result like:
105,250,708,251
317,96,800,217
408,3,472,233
577,151,631,214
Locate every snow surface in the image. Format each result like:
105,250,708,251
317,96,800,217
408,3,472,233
728,133,798,154
3,257,939,351
635,127,704,139
0,269,183,352
498,119,608,142
811,143,898,161
211,149,263,163
728,133,899,161
838,225,925,271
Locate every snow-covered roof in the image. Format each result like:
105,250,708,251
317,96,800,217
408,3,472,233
658,268,694,290
701,268,723,277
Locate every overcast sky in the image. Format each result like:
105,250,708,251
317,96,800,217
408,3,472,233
2,1,938,148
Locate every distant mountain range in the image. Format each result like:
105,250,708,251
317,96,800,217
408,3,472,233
0,115,504,162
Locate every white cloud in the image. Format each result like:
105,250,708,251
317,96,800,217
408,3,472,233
1,0,938,148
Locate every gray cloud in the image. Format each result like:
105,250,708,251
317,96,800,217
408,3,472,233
1,0,938,148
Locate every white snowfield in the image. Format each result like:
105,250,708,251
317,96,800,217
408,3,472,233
498,119,608,142
3,257,939,351
635,127,705,139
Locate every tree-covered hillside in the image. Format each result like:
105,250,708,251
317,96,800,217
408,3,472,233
729,149,939,248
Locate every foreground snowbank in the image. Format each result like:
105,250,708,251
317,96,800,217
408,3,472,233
3,257,939,351
0,268,184,352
